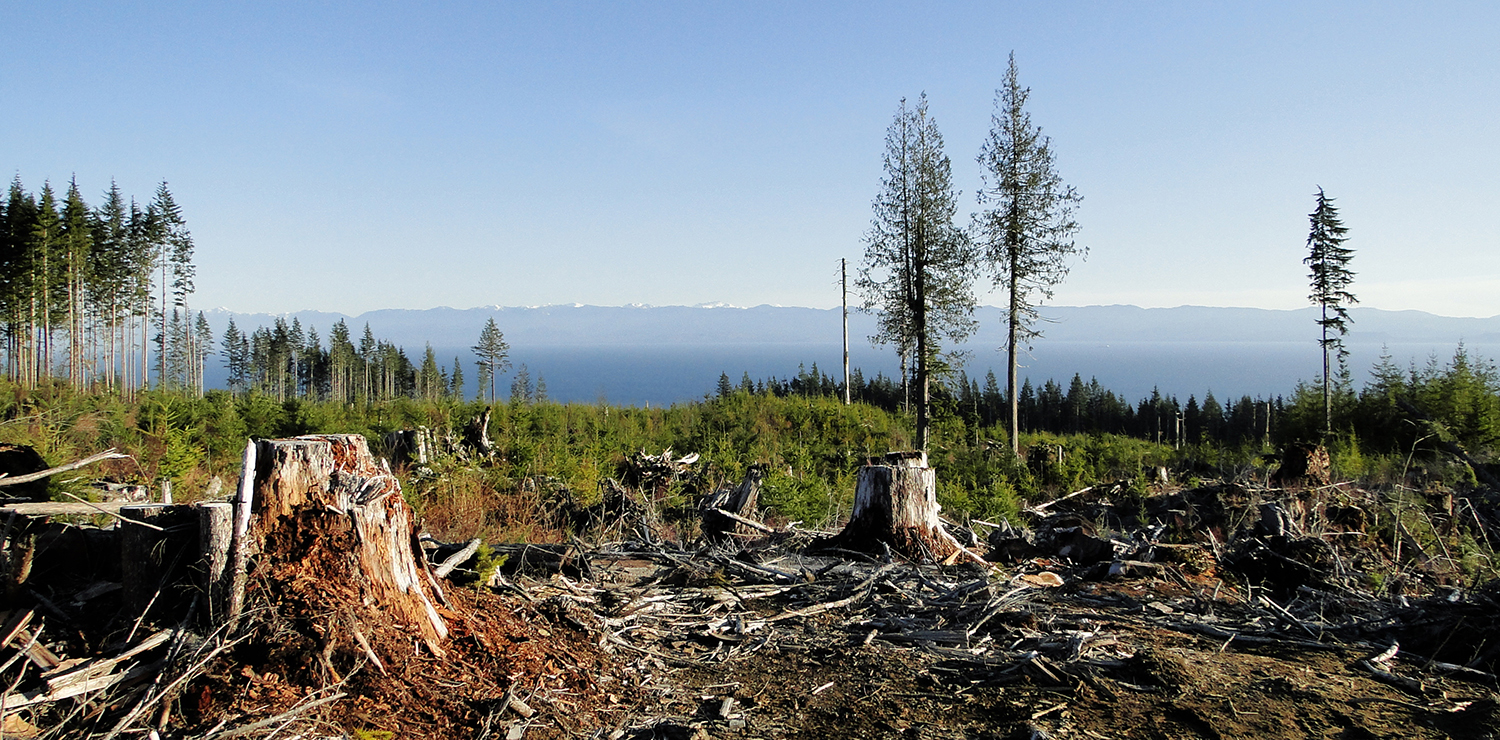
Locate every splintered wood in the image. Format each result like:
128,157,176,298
245,435,448,653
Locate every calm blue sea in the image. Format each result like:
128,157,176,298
417,340,1498,407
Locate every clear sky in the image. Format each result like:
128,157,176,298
5,2,1497,317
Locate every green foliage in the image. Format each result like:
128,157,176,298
470,543,507,586
1282,344,1500,465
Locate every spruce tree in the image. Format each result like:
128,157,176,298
1304,187,1356,436
472,317,511,402
975,53,1084,454
449,356,465,399
857,93,976,451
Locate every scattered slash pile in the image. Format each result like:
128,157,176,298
0,436,635,739
3,439,1500,739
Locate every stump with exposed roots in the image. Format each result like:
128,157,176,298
827,451,981,564
225,434,449,654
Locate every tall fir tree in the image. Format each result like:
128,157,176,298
856,93,976,451
1304,187,1356,436
472,317,511,402
975,53,1084,454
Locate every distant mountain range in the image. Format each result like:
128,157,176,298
199,304,1500,405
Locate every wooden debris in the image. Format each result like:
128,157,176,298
0,448,130,489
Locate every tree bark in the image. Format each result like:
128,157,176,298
196,502,233,629
830,452,981,564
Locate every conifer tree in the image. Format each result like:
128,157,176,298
359,323,376,402
31,183,63,387
222,317,247,392
472,318,511,402
90,181,130,391
449,356,465,399
1304,186,1356,436
419,343,442,401
510,363,533,404
60,179,93,389
328,320,355,403
975,53,1084,454
193,312,212,395
857,93,976,451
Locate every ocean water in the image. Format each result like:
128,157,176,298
201,340,1498,407
430,340,1499,406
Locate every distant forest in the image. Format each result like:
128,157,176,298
722,364,1276,448
730,343,1499,457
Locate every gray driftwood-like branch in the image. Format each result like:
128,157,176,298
0,448,130,488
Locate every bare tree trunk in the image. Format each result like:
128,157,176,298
842,258,850,405
1007,262,1021,455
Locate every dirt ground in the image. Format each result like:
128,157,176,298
599,571,1500,740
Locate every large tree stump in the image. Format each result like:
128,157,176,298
227,435,448,653
463,407,494,459
1272,444,1332,487
830,452,981,564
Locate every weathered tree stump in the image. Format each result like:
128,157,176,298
226,435,448,653
463,407,494,458
829,452,981,564
699,464,766,545
383,428,433,468
196,502,233,628
1273,444,1331,487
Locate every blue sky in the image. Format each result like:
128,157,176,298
4,2,1497,317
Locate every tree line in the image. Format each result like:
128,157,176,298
0,176,200,394
718,363,1282,449
215,314,544,405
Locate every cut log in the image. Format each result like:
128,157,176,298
236,435,448,653
699,464,765,545
827,452,982,564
